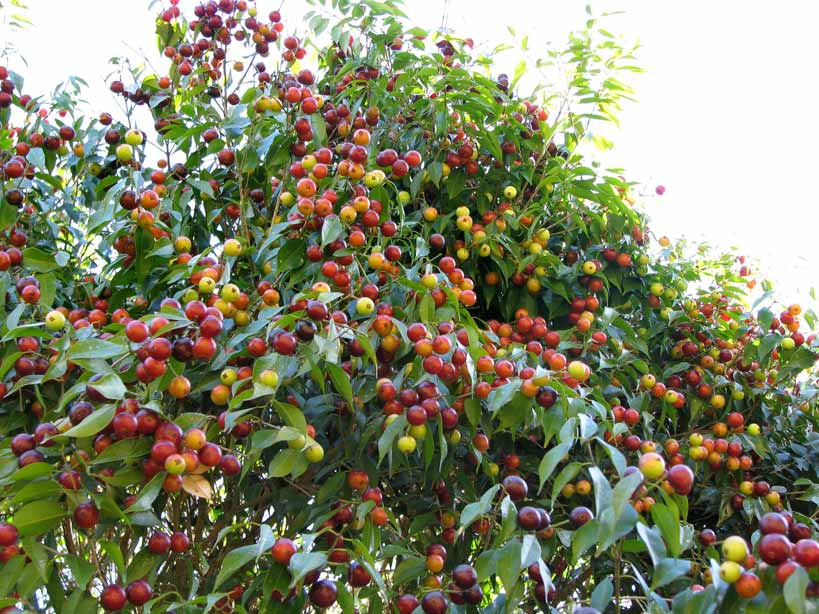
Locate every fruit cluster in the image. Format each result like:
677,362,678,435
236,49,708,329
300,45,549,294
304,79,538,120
0,0,817,613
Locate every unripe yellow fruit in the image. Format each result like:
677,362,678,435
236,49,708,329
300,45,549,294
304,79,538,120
397,435,416,453
720,561,742,583
223,239,242,257
304,443,324,463
722,536,749,563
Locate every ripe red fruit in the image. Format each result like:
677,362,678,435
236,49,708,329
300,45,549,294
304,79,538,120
125,320,149,342
58,470,82,490
517,506,541,531
198,442,223,467
148,531,171,554
666,464,694,495
396,594,420,614
698,529,716,546
10,433,35,456
452,563,478,589
347,470,369,490
502,475,528,501
348,561,372,587
758,533,792,565
73,502,100,529
759,512,789,535
309,579,338,608
794,539,819,568
776,560,800,584
569,506,594,529
735,572,762,599
220,454,241,476
271,537,297,565
0,523,18,547
112,412,138,438
421,591,448,614
362,487,383,506
126,580,153,605
170,531,190,553
100,584,127,611
151,440,177,464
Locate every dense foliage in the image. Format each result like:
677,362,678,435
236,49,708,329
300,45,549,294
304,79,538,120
1,1,819,613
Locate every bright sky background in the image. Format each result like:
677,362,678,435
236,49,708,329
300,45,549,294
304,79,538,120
7,0,819,311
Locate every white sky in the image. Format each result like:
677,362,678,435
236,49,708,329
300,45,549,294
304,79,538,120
7,0,819,311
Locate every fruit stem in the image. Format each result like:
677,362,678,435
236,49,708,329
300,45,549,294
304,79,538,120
614,541,622,614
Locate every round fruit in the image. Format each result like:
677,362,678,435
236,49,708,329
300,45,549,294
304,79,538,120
569,506,594,528
271,538,297,565
452,564,478,589
502,475,528,501
666,463,693,494
758,533,792,565
45,310,67,330
126,579,153,605
735,572,762,598
124,129,144,146
223,238,242,257
356,297,375,315
397,435,416,453
115,144,133,162
100,584,127,611
759,512,789,535
305,443,324,463
722,536,749,563
638,452,666,481
0,523,18,547
309,579,338,608
421,591,448,614
794,539,819,568
720,561,742,583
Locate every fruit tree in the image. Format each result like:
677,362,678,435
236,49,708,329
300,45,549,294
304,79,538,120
1,0,818,613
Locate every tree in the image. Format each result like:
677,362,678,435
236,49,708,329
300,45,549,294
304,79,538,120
0,0,817,612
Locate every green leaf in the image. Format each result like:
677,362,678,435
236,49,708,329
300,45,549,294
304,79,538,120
377,413,407,465
277,238,306,272
11,461,53,481
215,544,257,589
321,215,344,248
326,362,353,405
58,404,115,438
12,499,66,537
459,484,500,533
273,401,307,431
269,449,302,477
572,519,599,562
89,438,151,464
128,472,164,512
651,558,690,590
67,339,127,361
538,440,573,492
393,556,426,584
11,479,62,505
496,538,522,597
126,549,160,584
784,565,809,614
589,466,613,516
21,247,63,272
289,551,328,587
591,577,613,611
65,554,97,589
636,522,667,565
100,541,125,577
650,502,681,557
597,437,627,477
